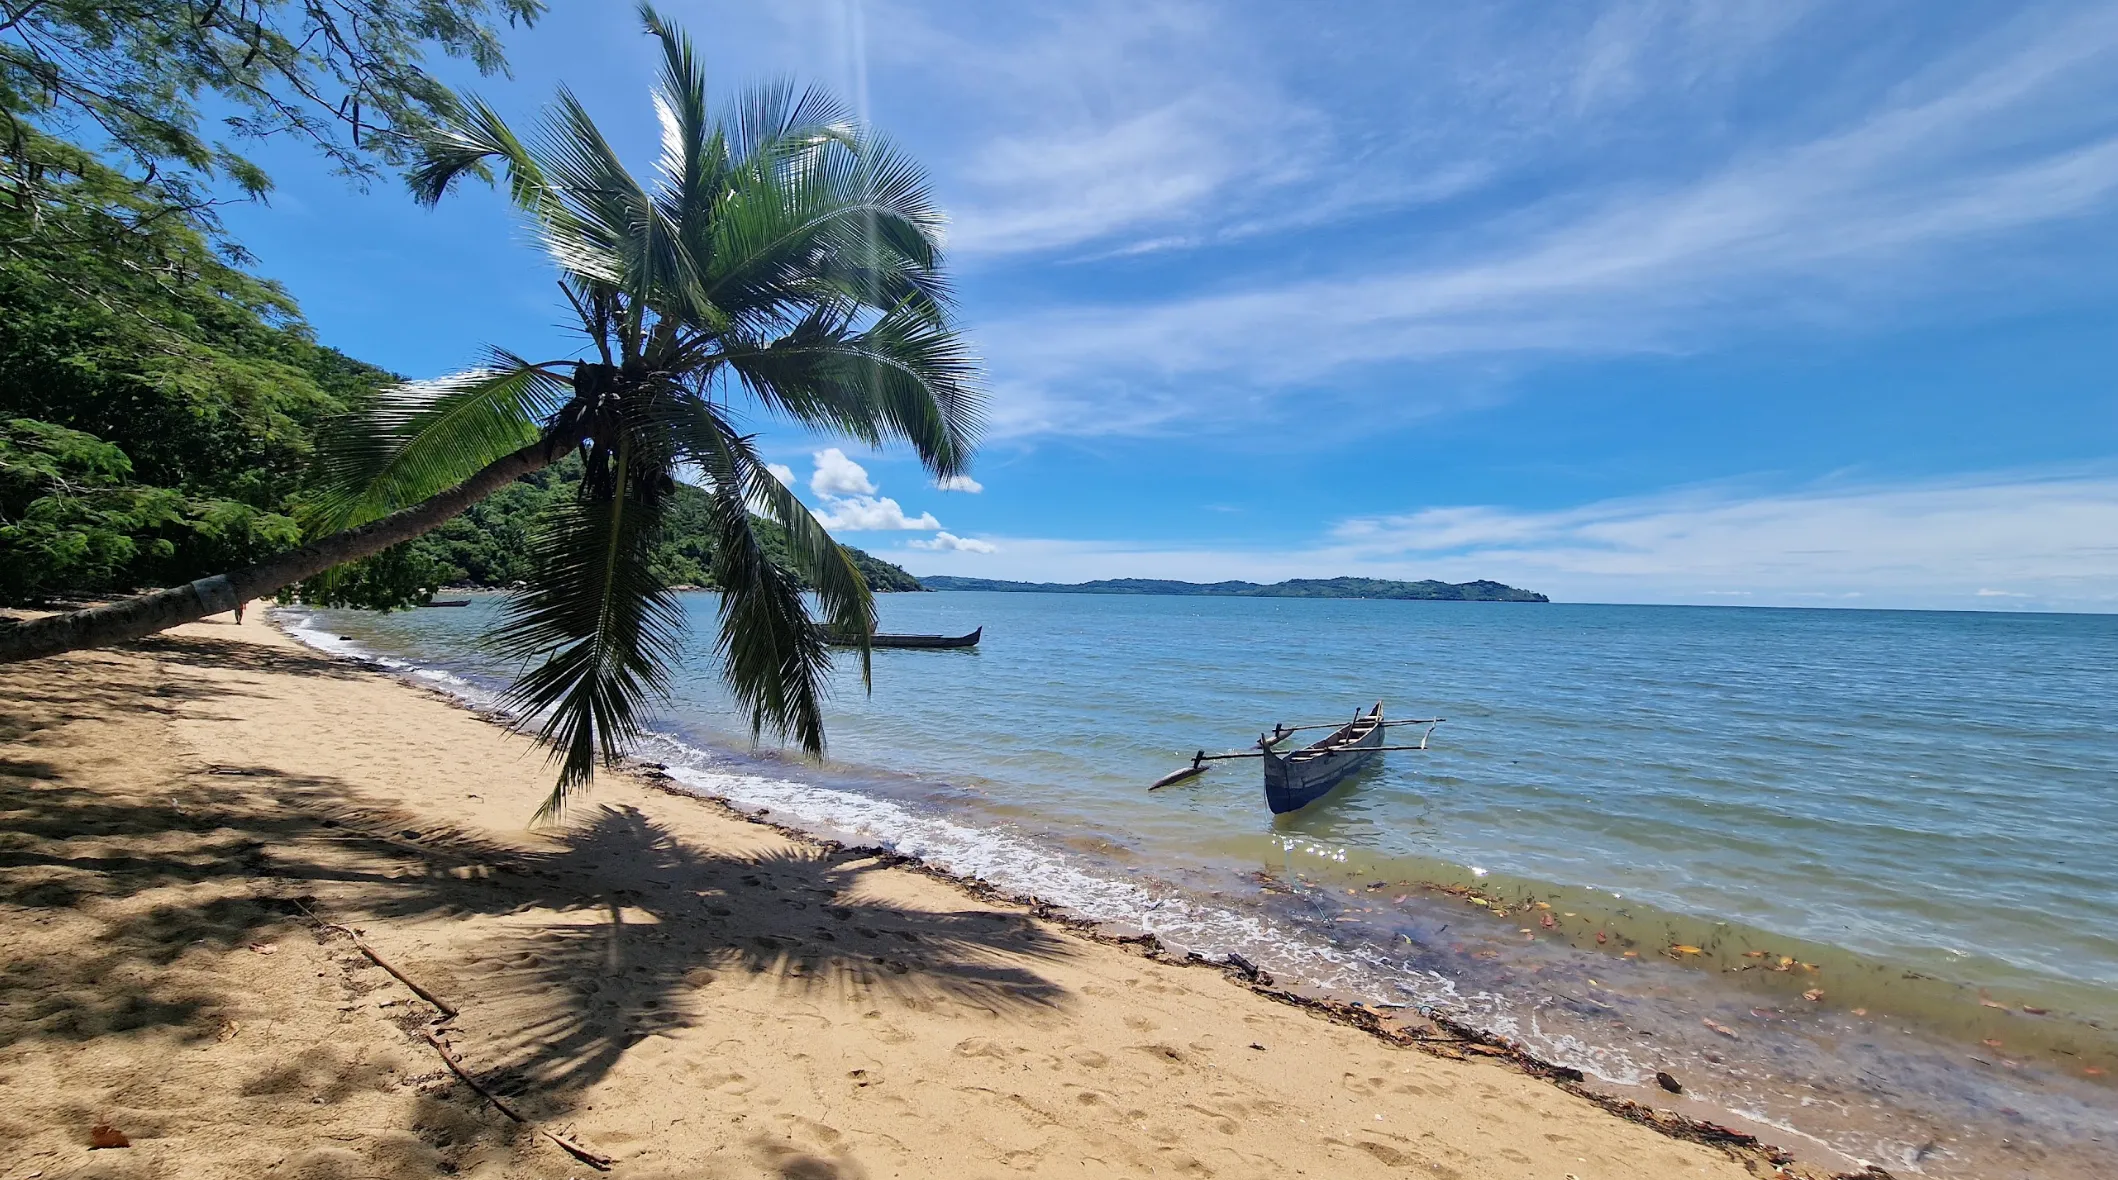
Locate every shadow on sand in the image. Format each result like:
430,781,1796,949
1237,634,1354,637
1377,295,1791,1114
0,641,1073,1126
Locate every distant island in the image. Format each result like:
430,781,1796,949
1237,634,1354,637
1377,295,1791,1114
918,576,1549,602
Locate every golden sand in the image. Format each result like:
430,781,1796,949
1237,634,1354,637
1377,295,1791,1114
0,614,1801,1178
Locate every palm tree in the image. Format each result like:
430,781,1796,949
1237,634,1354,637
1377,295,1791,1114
0,5,981,815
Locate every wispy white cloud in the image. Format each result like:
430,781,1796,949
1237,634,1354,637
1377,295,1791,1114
896,469,2118,612
958,4,2118,436
767,462,796,487
933,473,984,493
907,530,997,553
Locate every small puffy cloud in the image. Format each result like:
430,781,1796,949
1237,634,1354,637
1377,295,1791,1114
810,448,877,497
813,496,941,531
934,474,985,493
908,531,998,553
767,463,796,487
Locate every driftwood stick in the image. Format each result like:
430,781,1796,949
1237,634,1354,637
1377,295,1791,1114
422,1032,613,1171
350,939,460,1019
291,900,458,1019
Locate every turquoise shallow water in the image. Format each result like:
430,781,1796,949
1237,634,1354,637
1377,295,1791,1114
287,592,2118,1175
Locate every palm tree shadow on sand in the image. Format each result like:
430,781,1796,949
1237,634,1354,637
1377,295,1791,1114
0,710,1073,1115
368,802,1076,1099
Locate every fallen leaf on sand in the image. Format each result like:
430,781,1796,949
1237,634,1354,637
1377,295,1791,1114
247,942,276,955
1671,945,1703,956
1622,950,1639,958
215,1017,239,1042
1982,1038,2004,1049
2021,1006,2048,1016
90,1124,129,1149
1803,989,1824,1002
1853,1008,1868,1017
1981,1000,2009,1010
2084,1066,2105,1077
1742,950,1769,959
1703,1019,1740,1039
1534,902,1552,910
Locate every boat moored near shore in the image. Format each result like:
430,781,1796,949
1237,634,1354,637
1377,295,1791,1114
1150,702,1444,812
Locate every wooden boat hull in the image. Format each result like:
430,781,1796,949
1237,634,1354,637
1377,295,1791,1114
827,626,982,649
1262,703,1384,814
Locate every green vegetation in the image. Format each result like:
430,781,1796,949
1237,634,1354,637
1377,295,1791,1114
2,0,536,605
394,457,925,594
919,575,1550,602
0,129,395,605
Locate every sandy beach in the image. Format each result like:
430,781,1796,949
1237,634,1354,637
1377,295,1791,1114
0,614,1851,1179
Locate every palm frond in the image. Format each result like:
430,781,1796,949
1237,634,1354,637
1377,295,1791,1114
489,432,686,819
699,117,948,332
537,86,672,314
407,95,548,210
679,402,838,753
720,302,983,477
724,79,855,172
309,352,576,532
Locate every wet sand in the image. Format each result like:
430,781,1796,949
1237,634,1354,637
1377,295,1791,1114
2,614,1859,1178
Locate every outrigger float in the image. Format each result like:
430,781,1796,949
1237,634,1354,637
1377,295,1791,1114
1149,702,1443,814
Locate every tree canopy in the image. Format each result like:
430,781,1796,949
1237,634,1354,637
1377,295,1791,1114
1,0,543,251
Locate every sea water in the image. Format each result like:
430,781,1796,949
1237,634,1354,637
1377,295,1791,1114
282,592,2118,1176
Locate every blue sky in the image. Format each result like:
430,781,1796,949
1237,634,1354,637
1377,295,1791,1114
220,1,2118,610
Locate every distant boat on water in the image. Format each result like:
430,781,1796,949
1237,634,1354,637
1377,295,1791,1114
824,626,982,649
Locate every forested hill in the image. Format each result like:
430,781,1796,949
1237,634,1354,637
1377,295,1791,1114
405,459,926,594
919,576,1549,602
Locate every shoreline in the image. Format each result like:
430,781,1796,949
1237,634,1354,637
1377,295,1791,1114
0,613,1867,1179
285,603,2118,1075
275,601,2118,1178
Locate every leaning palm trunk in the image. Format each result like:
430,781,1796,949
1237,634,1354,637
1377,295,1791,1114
1,5,983,818
0,427,583,664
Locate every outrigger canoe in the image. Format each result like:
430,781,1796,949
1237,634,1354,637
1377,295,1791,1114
1149,702,1443,814
824,626,982,650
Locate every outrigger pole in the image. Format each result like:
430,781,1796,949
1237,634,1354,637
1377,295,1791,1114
1266,716,1443,742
